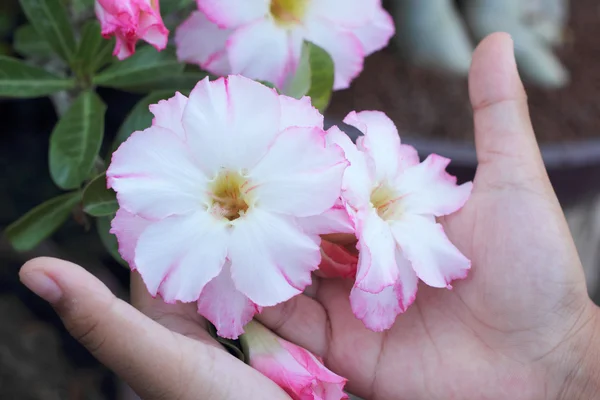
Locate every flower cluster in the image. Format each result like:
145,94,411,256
99,2,469,398
107,75,471,398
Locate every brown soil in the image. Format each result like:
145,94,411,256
328,0,600,143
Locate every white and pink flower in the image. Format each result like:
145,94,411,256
106,75,348,339
327,111,473,331
175,0,395,90
242,320,348,400
95,0,169,60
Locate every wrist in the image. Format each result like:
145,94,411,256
555,304,600,399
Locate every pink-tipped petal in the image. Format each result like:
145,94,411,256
298,200,354,236
198,0,269,29
326,126,372,208
182,76,281,175
395,154,473,217
229,209,320,307
197,263,261,339
107,126,207,220
149,92,188,139
344,110,404,181
227,19,303,89
351,247,417,331
137,6,169,51
354,210,399,293
251,126,348,217
392,214,470,288
304,19,364,90
351,1,395,55
175,11,232,76
279,95,324,131
109,209,152,269
134,211,229,303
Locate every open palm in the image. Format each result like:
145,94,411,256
257,33,597,400
19,33,599,400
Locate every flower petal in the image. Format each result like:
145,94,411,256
355,210,398,293
297,200,354,236
344,110,403,181
198,0,269,29
149,92,188,139
197,262,261,339
350,247,418,331
318,240,358,279
229,209,320,306
227,19,302,88
107,126,207,220
304,19,364,90
250,126,348,217
279,94,324,131
353,2,395,55
175,11,232,76
392,214,470,288
134,211,229,303
395,154,473,217
326,126,372,208
182,76,281,176
110,209,152,269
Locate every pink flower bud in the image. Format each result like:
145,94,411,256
242,321,348,400
95,0,169,60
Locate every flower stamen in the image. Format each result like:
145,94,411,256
209,171,250,221
270,0,308,26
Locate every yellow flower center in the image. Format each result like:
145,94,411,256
209,171,251,221
270,0,308,26
370,183,403,221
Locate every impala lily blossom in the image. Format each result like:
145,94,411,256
242,320,348,400
95,0,169,60
326,112,473,331
175,0,394,90
107,75,348,339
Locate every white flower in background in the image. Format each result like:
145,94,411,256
175,0,395,90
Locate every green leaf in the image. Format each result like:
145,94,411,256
13,24,53,58
19,0,77,62
306,42,334,112
119,71,209,93
50,91,106,189
160,0,194,15
208,323,246,363
111,90,174,153
93,46,184,90
284,42,311,99
5,191,81,252
71,0,94,14
96,215,126,266
0,56,75,98
82,173,118,217
73,21,115,76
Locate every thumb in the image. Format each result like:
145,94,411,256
19,257,290,400
469,32,552,193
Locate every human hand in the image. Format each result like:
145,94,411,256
257,33,600,400
19,258,292,400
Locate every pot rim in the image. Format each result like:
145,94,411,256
326,118,600,169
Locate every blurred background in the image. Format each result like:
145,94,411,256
1,0,600,398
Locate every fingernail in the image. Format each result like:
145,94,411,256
21,271,63,304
